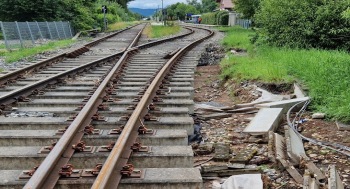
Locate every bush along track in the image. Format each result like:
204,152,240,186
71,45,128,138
219,26,350,123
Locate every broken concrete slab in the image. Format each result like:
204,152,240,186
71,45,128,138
328,165,344,189
243,108,283,136
294,83,307,98
228,163,245,169
284,126,306,164
336,121,350,131
303,171,320,189
213,143,230,161
201,162,228,173
221,174,263,189
274,133,303,184
255,97,310,113
230,148,257,164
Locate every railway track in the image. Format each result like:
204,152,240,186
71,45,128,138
0,24,214,189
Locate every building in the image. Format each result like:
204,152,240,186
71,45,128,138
216,0,234,11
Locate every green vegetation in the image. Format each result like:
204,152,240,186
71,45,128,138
201,11,229,25
0,0,140,31
158,0,218,21
107,21,138,31
254,0,350,50
143,25,181,38
220,26,350,123
0,39,74,63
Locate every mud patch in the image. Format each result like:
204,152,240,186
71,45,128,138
257,82,293,94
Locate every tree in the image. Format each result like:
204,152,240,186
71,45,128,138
201,0,218,13
255,0,350,50
234,0,260,19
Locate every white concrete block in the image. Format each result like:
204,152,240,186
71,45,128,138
243,108,283,135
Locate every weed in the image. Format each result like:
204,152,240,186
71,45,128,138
220,26,350,123
143,25,181,38
2,39,74,63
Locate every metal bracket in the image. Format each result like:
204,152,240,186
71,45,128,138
81,164,103,177
121,164,142,178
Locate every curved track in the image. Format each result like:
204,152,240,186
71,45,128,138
0,24,213,189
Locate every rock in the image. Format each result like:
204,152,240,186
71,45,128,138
221,174,263,189
194,143,215,155
202,162,228,173
213,143,231,161
228,163,245,169
309,154,318,158
311,113,325,119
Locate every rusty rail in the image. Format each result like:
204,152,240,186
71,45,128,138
0,24,138,88
92,26,214,189
23,24,198,189
22,25,145,189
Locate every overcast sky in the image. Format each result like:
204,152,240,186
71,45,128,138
128,0,188,9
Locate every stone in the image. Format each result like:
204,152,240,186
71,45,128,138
228,163,245,169
202,162,228,173
213,143,231,161
212,180,222,189
230,148,257,164
311,113,325,119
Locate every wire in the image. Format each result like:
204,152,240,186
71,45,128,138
286,99,350,157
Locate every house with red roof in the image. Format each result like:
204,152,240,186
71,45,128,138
216,0,234,11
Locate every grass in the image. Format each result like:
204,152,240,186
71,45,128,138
0,39,75,63
220,26,350,123
107,21,138,31
143,24,181,38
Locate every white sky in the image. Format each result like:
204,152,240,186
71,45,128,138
128,0,188,9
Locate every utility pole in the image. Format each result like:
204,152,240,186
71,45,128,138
162,0,164,25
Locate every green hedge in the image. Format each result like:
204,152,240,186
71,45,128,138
201,11,229,25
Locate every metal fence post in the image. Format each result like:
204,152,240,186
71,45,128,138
68,22,73,38
54,21,61,39
0,21,10,50
26,21,35,45
61,21,67,38
15,21,24,48
36,21,43,39
46,21,53,39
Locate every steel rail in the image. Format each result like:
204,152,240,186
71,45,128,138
23,24,198,189
0,25,138,87
22,24,146,189
92,26,214,189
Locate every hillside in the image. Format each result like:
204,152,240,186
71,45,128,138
129,8,156,17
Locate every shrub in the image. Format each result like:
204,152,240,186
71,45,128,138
255,0,350,50
201,11,229,25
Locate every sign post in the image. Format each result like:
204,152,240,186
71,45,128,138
102,5,108,31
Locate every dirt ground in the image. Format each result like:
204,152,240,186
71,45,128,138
193,65,350,189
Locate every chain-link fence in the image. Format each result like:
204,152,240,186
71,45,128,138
0,21,74,50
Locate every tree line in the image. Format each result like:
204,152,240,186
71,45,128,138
155,0,218,20
0,0,139,30
234,0,350,50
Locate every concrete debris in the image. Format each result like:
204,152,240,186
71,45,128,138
312,113,326,119
243,108,283,136
230,148,257,164
193,143,214,155
328,165,344,189
212,180,222,189
255,97,310,113
221,174,263,189
213,143,231,161
336,121,350,131
303,170,320,189
294,83,307,98
198,43,225,66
